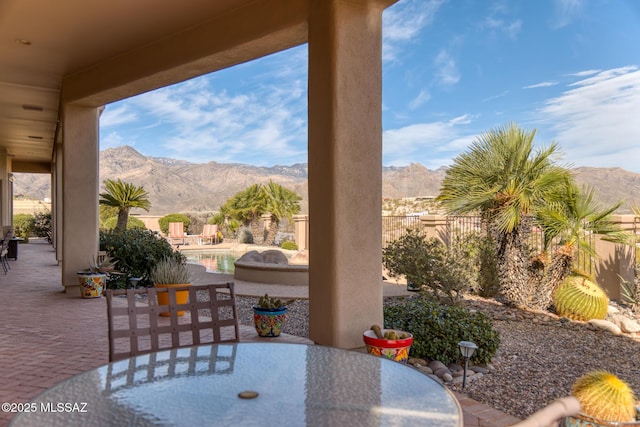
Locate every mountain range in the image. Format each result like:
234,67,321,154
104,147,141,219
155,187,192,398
13,145,640,215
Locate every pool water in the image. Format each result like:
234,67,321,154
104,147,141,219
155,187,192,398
185,251,239,274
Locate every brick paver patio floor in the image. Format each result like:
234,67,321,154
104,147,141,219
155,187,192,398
0,242,520,427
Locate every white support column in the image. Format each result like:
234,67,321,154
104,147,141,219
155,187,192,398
308,0,385,348
61,104,100,294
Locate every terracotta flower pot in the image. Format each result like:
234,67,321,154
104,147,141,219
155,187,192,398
155,283,191,316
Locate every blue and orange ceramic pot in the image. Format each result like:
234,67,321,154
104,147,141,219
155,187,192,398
253,306,287,337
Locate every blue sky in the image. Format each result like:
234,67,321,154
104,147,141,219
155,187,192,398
100,0,640,173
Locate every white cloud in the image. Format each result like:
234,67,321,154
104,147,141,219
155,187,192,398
484,17,522,39
481,2,523,40
551,0,584,29
383,0,444,62
100,105,136,127
524,81,559,89
537,66,640,170
125,69,308,165
483,91,509,102
383,115,478,168
568,69,601,77
100,131,127,149
434,50,460,86
409,89,431,109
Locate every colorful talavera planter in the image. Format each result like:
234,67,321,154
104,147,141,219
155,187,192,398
363,329,413,364
253,306,287,337
77,273,106,299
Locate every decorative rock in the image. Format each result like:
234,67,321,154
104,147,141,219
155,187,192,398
409,357,427,366
428,360,447,372
289,250,309,265
620,318,640,333
434,367,452,378
610,314,640,333
261,250,289,264
608,305,620,315
237,250,263,263
416,365,433,375
452,371,464,378
442,373,454,382
588,319,622,335
470,366,489,374
448,363,463,372
470,372,484,381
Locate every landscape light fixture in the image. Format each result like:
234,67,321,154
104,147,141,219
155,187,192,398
458,341,478,389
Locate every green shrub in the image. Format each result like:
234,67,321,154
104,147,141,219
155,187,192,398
99,229,184,289
13,213,35,239
383,296,500,365
383,229,473,304
237,227,253,244
102,216,146,230
32,212,52,242
158,213,191,235
281,241,298,250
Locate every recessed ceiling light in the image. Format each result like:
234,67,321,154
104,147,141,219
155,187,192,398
15,39,31,46
27,135,44,140
22,104,43,112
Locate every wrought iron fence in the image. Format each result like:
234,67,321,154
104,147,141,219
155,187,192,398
383,214,640,276
382,215,422,247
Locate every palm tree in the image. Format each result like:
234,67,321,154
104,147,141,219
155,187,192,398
99,179,151,231
225,184,265,243
437,123,571,308
534,180,626,308
262,181,301,245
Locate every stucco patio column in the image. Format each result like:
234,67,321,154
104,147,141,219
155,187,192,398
308,0,387,348
60,104,100,294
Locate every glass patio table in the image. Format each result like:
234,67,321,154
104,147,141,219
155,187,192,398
10,343,462,427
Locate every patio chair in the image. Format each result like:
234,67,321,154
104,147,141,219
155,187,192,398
168,221,185,246
0,238,9,274
201,224,219,244
510,396,580,427
106,283,240,362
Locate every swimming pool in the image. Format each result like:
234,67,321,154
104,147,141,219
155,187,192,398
184,251,240,274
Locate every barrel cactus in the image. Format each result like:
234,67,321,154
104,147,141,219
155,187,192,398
572,370,637,422
553,275,608,321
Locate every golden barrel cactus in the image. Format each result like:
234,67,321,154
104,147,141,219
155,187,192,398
572,370,637,422
554,275,608,321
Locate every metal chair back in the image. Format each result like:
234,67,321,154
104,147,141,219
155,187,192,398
106,283,239,362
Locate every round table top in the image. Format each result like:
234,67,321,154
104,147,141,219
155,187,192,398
10,343,462,427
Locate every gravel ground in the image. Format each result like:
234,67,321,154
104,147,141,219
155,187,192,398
236,294,640,420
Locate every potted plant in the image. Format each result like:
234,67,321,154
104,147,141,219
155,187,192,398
150,256,192,317
252,294,294,337
565,370,640,426
77,256,118,299
362,324,413,364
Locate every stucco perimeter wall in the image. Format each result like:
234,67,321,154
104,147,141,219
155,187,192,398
234,261,308,286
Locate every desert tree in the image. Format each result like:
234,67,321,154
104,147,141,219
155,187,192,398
99,179,151,232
